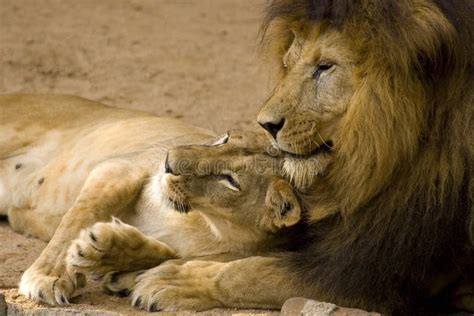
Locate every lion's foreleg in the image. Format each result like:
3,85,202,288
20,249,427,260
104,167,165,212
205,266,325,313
128,256,313,311
19,160,147,305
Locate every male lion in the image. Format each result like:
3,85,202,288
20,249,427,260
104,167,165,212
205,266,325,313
0,94,303,306
101,0,472,314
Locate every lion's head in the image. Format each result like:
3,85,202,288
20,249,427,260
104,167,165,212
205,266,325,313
258,0,473,221
161,130,302,241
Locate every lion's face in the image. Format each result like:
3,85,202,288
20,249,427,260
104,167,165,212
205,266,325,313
258,0,461,219
258,26,356,186
161,130,302,233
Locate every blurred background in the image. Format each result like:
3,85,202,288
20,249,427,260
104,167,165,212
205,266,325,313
0,0,270,132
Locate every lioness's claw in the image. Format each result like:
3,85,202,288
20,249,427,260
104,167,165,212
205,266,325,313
19,267,75,305
133,296,142,308
102,270,140,297
149,303,161,312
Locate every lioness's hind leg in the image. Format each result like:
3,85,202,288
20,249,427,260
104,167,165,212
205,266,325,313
67,218,176,277
8,207,54,241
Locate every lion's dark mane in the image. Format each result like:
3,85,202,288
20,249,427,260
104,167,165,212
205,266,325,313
263,0,473,314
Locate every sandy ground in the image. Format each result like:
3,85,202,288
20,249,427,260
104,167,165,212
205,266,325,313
0,0,275,313
0,0,270,132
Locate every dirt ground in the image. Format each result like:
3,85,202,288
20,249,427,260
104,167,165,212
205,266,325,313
0,0,275,314
0,0,270,131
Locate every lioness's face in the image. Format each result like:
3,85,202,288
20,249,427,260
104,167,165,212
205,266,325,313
258,26,356,164
161,131,301,233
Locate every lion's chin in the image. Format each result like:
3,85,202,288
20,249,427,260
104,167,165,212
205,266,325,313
275,139,332,190
283,153,331,190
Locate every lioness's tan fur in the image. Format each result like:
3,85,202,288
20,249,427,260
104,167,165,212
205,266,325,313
0,94,301,306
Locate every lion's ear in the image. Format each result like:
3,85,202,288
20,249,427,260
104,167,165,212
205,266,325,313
282,29,304,70
265,178,301,228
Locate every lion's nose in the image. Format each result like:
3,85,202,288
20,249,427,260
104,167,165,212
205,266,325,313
259,119,285,140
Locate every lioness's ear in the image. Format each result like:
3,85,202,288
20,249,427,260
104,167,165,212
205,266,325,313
265,178,301,228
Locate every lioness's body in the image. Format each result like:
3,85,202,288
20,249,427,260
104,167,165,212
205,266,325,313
1,94,214,248
1,94,304,305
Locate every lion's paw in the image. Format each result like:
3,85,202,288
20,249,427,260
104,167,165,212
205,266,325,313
130,261,223,312
19,264,81,305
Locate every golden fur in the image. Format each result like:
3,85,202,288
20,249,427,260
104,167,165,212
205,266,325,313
92,1,472,314
259,0,471,218
0,94,302,306
257,0,473,313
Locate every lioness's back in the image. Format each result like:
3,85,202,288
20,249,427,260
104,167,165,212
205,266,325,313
0,94,145,155
0,94,214,239
0,94,212,155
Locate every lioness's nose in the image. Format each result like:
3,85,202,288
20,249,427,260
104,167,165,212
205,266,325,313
258,119,285,140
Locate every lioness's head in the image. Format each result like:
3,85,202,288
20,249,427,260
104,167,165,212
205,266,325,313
257,0,469,218
161,130,302,235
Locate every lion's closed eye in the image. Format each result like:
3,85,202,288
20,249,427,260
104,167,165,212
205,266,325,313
313,62,334,80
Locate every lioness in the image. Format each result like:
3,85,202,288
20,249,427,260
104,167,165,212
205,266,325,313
0,94,302,305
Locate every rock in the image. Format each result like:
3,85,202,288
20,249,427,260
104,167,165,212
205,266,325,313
281,298,381,316
1,293,7,316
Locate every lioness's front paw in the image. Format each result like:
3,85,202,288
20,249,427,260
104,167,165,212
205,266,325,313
67,218,174,276
19,264,80,305
67,220,123,276
131,261,224,311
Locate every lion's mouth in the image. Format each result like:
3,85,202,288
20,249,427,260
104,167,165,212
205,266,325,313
285,140,333,158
